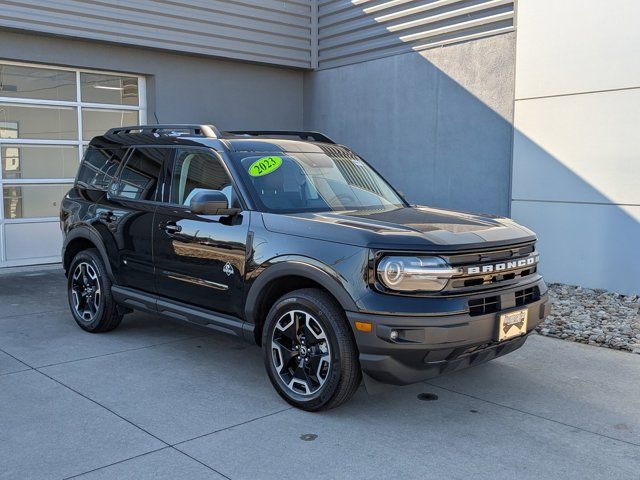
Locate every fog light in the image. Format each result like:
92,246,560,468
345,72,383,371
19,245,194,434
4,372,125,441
390,330,399,341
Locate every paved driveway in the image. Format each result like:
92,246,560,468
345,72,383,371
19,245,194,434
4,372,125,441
1,267,639,479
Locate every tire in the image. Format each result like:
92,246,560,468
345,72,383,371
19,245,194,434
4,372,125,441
262,288,361,411
67,248,123,333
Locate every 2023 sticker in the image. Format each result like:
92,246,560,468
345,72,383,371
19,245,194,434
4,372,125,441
248,156,283,177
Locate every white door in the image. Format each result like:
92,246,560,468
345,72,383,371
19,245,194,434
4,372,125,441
0,61,146,267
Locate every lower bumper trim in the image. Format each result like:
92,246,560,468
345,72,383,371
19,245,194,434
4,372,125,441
360,334,529,385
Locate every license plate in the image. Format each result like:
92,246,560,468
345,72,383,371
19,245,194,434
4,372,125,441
498,309,528,341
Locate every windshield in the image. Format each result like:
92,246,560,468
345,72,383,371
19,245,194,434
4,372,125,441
232,150,406,213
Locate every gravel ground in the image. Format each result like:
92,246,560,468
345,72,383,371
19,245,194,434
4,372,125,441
536,284,640,354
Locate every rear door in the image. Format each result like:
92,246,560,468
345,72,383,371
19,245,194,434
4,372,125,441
73,144,129,282
104,146,170,292
153,147,250,318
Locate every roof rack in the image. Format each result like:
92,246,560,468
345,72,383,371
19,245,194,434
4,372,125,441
226,130,335,144
106,124,221,138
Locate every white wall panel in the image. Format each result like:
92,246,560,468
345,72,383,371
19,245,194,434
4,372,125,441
513,0,640,293
513,89,640,206
5,222,62,263
515,0,640,99
512,201,640,295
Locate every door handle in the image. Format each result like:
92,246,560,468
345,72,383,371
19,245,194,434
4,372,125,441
164,223,182,234
99,211,116,223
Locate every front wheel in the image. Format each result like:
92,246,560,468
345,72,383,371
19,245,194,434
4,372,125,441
262,288,361,411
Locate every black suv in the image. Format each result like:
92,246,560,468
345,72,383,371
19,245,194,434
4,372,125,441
60,124,549,411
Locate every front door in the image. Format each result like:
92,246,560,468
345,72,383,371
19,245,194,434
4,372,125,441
153,147,249,318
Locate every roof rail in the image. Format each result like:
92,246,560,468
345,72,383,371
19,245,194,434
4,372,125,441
226,130,335,144
106,124,221,138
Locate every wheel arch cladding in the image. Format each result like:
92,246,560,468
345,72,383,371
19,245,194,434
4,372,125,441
245,261,357,345
63,228,113,279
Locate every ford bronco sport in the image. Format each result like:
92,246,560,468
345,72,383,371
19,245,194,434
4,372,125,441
60,124,549,411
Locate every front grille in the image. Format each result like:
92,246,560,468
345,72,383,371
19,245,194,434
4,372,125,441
515,286,540,307
449,243,535,265
468,296,500,316
442,242,538,292
453,267,537,289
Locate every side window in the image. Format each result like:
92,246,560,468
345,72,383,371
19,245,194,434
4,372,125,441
110,147,166,201
170,149,232,205
75,146,126,190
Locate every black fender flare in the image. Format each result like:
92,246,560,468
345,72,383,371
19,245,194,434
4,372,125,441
62,226,114,280
244,258,358,326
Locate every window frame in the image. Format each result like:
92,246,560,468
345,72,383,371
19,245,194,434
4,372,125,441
161,146,247,211
0,60,146,165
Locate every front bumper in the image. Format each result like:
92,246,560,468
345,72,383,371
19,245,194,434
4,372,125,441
347,282,550,385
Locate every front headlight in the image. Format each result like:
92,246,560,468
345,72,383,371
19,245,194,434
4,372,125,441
376,256,460,292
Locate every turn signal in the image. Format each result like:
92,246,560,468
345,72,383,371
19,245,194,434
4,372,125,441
355,321,372,332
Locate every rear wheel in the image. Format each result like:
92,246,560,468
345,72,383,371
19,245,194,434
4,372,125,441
262,288,361,411
67,249,122,332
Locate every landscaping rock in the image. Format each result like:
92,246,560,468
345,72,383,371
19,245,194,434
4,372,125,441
536,283,640,355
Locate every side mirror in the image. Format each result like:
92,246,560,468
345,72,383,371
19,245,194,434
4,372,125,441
189,190,239,216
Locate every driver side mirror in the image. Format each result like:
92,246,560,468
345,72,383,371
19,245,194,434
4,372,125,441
189,190,239,216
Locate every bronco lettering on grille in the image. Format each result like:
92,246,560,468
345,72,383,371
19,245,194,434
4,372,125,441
466,255,539,275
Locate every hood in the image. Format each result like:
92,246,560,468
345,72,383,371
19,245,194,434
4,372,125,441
261,206,536,251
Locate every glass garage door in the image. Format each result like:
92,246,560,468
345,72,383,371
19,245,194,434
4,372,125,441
0,62,146,267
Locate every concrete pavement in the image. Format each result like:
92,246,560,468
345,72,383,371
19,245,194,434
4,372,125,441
1,268,638,479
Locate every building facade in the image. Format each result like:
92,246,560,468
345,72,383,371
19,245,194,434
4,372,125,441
510,0,640,295
0,1,636,294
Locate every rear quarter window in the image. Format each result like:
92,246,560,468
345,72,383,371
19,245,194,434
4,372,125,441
109,147,168,201
75,146,127,191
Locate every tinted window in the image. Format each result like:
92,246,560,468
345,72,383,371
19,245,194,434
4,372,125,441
110,147,166,201
169,149,232,205
76,146,127,190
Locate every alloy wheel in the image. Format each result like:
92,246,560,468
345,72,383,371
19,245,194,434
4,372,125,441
271,310,332,396
71,262,101,322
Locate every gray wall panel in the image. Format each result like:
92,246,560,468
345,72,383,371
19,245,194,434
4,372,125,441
0,30,304,131
317,0,514,69
0,0,514,70
513,201,640,295
0,0,313,68
304,33,516,216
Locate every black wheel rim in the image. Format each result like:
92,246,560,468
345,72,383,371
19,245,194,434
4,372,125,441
271,310,332,396
71,262,101,322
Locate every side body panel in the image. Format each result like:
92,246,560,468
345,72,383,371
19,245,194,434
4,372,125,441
153,207,250,319
99,197,157,292
243,212,368,325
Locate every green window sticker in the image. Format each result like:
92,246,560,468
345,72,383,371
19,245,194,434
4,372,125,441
248,156,283,177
